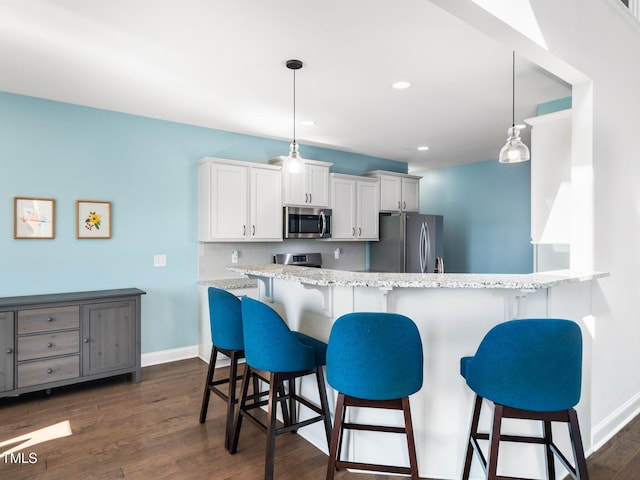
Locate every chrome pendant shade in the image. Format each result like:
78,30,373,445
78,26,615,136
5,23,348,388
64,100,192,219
499,51,530,164
285,59,304,172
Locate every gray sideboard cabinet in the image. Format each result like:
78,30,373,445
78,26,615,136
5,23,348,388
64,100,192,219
0,288,145,399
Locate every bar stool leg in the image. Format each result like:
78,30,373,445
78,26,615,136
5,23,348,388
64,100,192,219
402,397,419,480
224,350,241,450
568,408,590,480
326,392,346,480
265,372,279,480
543,419,556,480
229,363,251,454
316,367,333,446
462,394,483,480
487,404,504,480
199,346,218,423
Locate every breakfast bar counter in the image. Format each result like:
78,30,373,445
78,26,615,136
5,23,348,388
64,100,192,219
224,265,607,479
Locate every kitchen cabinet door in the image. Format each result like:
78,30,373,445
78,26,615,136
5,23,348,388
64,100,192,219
306,163,330,207
270,157,332,207
249,167,282,240
356,179,380,240
401,177,420,212
330,176,357,239
0,311,14,392
379,175,403,212
199,161,248,241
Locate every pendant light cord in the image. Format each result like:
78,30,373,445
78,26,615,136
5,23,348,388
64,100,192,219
292,67,296,143
511,50,516,128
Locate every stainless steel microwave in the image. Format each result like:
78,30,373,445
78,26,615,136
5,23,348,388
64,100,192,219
284,207,331,239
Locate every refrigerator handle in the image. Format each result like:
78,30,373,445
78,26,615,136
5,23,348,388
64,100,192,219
424,219,432,273
419,222,426,273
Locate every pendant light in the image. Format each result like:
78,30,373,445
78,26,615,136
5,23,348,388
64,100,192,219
285,59,304,173
499,51,530,163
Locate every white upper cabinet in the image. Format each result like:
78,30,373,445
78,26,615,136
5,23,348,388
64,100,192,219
198,157,282,242
365,170,422,212
330,174,379,241
269,156,333,207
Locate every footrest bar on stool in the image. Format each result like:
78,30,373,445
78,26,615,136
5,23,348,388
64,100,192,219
335,460,412,475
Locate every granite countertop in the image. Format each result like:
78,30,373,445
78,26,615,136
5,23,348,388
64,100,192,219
225,264,609,290
199,278,258,290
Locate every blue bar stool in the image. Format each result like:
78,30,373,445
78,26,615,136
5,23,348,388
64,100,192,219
325,312,424,480
460,318,589,480
230,297,332,480
199,287,246,450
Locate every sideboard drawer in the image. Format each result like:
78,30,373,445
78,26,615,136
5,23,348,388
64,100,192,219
17,355,80,388
17,331,80,361
18,306,80,334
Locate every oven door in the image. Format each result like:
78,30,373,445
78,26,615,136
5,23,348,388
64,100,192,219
284,207,332,239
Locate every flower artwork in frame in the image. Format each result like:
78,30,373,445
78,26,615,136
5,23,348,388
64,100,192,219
14,197,55,239
77,200,111,239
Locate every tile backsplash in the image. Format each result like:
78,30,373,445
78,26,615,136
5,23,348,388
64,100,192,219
199,240,367,280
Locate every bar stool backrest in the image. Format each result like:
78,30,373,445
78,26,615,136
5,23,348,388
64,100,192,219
240,297,315,373
327,312,424,401
462,318,582,412
208,287,243,351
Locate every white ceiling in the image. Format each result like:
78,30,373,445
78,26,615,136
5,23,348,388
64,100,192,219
0,0,571,172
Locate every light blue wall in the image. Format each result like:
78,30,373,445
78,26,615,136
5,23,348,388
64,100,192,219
0,92,404,354
537,96,571,115
417,160,532,273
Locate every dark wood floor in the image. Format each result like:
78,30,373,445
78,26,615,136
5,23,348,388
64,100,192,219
0,358,638,479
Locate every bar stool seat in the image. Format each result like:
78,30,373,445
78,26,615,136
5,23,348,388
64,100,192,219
325,312,424,480
230,297,332,480
460,318,589,480
199,287,247,450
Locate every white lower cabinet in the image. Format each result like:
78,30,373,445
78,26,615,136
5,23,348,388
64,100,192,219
198,157,282,242
330,174,379,240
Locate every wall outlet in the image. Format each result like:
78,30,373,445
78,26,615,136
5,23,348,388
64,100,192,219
231,250,239,264
334,248,341,259
153,255,167,267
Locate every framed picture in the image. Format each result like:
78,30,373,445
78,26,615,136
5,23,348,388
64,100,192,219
14,197,55,239
76,200,111,239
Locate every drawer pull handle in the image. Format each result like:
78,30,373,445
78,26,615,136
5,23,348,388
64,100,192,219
47,368,53,374
83,338,89,343
47,342,53,348
6,348,12,354
47,317,54,322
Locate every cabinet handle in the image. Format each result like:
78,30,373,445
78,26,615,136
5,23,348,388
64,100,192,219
242,225,246,236
47,342,53,348
309,193,312,203
83,338,89,343
47,368,53,374
397,201,401,209
305,193,308,203
358,227,362,237
403,201,406,210
352,227,355,237
252,225,255,236
6,348,12,354
47,317,54,322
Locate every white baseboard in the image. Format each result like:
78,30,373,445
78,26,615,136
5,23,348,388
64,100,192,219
141,345,199,367
592,391,640,451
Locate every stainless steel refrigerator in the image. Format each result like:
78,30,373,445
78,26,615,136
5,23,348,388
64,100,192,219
369,213,444,273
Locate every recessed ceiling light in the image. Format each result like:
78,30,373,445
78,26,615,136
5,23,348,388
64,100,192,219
417,146,429,151
392,81,411,90
300,120,315,126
